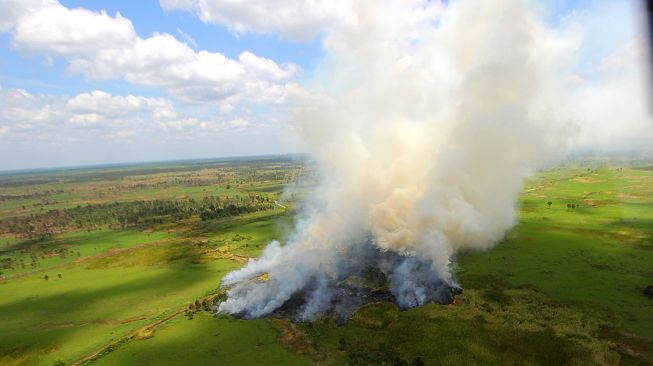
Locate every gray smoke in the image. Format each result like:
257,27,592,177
217,0,652,320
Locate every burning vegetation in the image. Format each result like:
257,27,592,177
221,242,462,322
217,0,564,322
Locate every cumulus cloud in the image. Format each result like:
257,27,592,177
159,0,357,41
66,90,170,118
0,86,252,142
3,0,301,107
0,0,51,31
0,87,64,133
13,4,136,55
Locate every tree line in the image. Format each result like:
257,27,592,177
0,194,276,239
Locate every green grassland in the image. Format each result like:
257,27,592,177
0,158,652,365
93,312,311,366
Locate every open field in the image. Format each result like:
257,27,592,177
0,158,651,365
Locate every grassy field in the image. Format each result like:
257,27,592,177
93,313,312,366
459,166,653,336
0,158,651,365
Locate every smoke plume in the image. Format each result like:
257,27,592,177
217,0,651,319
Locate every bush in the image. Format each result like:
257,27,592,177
644,285,653,300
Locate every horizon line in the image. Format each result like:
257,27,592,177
0,152,309,176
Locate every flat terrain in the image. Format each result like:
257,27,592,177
0,157,651,365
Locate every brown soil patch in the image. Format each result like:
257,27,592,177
268,318,324,362
599,328,653,365
584,199,599,208
618,193,645,200
133,327,155,340
572,177,594,183
203,247,249,264
71,308,185,366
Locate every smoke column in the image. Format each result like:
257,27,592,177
217,0,643,319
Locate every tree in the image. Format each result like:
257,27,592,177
547,201,552,208
44,274,49,280
644,285,653,299
338,337,347,350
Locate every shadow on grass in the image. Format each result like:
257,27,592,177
93,314,312,366
0,259,222,364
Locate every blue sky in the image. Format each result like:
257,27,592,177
0,0,645,170
0,0,323,95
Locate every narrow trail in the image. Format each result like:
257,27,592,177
70,252,249,366
2,229,256,365
71,288,230,366
70,306,187,366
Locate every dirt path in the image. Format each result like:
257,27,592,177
69,252,247,365
70,306,186,366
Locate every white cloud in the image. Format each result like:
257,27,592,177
0,0,51,31
4,0,301,107
570,40,653,151
0,88,64,131
13,4,136,55
157,116,252,133
66,90,170,118
68,113,102,126
0,87,255,143
159,0,356,41
176,27,198,48
554,1,653,152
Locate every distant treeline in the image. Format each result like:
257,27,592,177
0,190,64,202
0,155,306,187
0,195,275,239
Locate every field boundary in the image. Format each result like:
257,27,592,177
72,305,188,366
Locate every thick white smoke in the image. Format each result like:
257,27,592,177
218,0,650,319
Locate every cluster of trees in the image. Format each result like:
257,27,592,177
105,178,221,194
0,194,275,239
0,189,63,202
197,195,275,220
185,292,226,320
547,201,583,210
0,247,80,275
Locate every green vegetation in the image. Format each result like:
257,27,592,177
459,166,653,337
0,157,310,366
94,313,311,366
0,158,651,365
